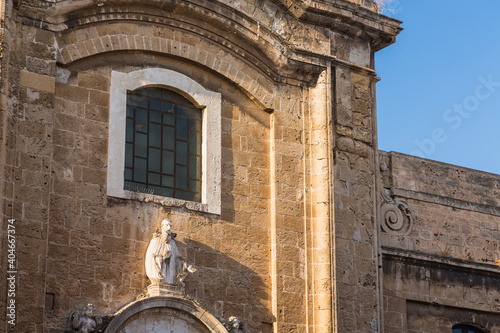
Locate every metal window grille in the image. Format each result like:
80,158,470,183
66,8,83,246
124,87,202,202
452,325,484,333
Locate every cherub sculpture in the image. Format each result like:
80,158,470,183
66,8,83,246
69,304,102,333
220,316,248,333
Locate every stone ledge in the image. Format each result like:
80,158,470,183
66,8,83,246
379,150,500,216
392,187,500,217
382,246,500,277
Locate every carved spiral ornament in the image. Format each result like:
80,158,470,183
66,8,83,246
379,189,412,235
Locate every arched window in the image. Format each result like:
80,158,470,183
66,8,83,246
108,68,221,214
124,87,202,202
453,324,484,333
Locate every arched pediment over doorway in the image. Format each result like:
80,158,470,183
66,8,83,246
105,296,228,333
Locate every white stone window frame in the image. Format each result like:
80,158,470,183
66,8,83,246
107,68,221,215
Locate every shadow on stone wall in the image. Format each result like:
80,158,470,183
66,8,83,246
181,238,274,333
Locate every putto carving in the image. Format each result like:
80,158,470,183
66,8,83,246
219,316,249,333
68,304,102,333
145,219,196,296
379,188,413,236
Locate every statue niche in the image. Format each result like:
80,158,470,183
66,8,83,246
145,219,195,296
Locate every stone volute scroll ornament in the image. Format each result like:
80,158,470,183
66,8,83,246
379,161,413,236
379,187,413,236
145,219,196,296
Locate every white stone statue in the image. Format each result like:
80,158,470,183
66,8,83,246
69,304,102,333
220,316,248,333
145,219,195,296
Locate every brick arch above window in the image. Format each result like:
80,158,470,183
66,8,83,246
107,68,221,214
57,30,275,111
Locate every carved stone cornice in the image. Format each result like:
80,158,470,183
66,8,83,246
14,0,402,81
382,246,500,278
17,0,328,84
274,0,403,51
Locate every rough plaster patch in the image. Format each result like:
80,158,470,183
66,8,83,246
56,68,71,84
7,96,18,113
370,318,376,330
349,41,370,68
27,88,40,102
62,168,73,182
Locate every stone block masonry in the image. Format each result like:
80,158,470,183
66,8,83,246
0,0,404,332
380,151,500,332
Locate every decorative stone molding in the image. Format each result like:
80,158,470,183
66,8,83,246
379,187,413,236
57,28,276,110
104,296,228,333
20,0,402,53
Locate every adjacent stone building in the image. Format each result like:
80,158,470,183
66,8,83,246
0,0,498,332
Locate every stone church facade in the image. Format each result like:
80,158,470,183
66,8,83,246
0,0,499,332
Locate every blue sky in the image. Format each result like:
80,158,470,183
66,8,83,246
376,0,500,174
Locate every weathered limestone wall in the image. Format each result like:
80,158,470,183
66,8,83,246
379,151,500,332
0,0,402,332
379,151,500,262
2,33,275,333
333,68,381,331
405,300,500,333
383,252,500,333
50,56,273,330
